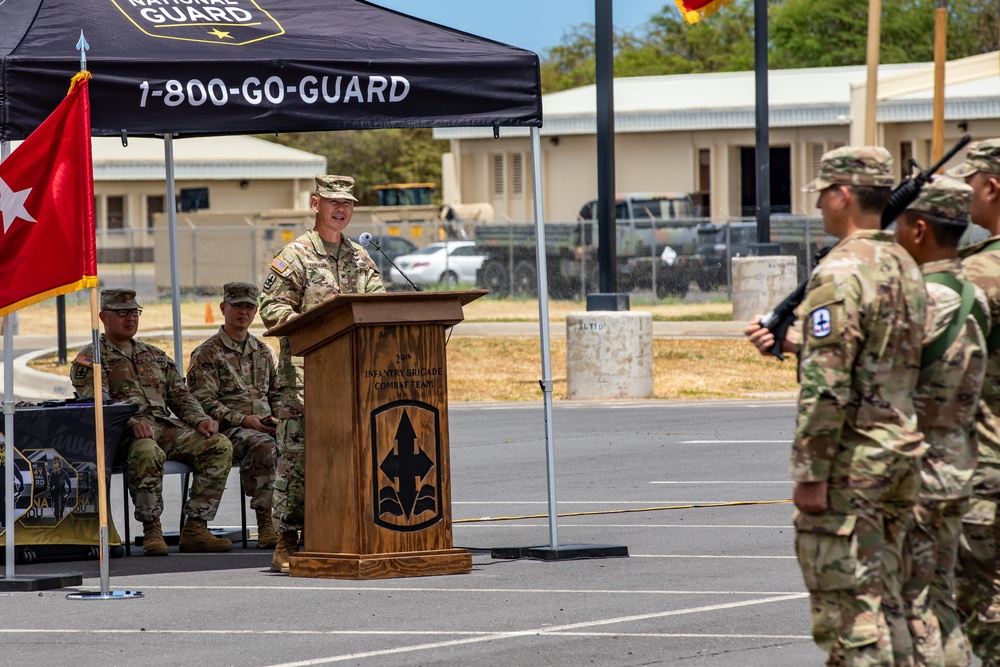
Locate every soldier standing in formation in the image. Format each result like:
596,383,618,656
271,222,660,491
258,174,385,573
71,289,234,556
746,146,927,664
948,140,1000,665
891,176,987,666
187,281,280,550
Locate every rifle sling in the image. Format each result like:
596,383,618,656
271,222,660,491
920,272,985,369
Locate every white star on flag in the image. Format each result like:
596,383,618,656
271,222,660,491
0,176,37,233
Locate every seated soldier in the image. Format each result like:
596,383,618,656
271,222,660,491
71,289,234,556
187,282,279,549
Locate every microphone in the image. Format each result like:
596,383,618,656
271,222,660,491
358,233,421,292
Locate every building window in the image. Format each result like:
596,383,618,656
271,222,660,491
491,154,504,196
106,196,125,230
697,148,711,215
511,153,523,196
179,187,210,212
899,141,914,177
146,195,165,228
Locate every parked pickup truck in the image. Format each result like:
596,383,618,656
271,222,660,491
474,193,704,299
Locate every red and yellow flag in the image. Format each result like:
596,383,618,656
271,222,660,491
675,0,737,24
0,72,97,317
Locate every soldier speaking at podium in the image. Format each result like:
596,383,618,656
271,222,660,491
258,175,385,573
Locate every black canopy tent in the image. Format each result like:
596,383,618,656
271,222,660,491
0,0,565,558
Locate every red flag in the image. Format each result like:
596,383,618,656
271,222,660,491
0,73,97,317
675,0,737,24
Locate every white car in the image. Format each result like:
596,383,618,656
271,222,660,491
388,241,486,288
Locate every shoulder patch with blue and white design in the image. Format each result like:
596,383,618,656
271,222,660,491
811,307,832,338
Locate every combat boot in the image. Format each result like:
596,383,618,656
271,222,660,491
270,530,299,573
255,508,279,549
142,519,169,557
178,517,233,553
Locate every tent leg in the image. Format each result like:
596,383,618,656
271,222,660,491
489,127,627,563
164,134,184,373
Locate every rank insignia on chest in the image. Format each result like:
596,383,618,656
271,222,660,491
270,257,290,275
811,308,832,338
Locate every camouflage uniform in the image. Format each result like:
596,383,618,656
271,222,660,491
187,283,279,513
258,175,384,533
70,290,233,523
794,147,927,666
896,178,986,667
948,141,1000,666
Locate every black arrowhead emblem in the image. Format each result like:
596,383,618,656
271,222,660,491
379,410,434,519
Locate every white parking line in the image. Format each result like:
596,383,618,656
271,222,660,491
631,554,796,560
120,584,803,595
455,523,790,528
649,481,791,484
680,440,788,444
261,593,808,666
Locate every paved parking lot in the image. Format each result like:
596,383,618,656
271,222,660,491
2,399,977,666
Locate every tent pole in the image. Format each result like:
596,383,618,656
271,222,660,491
2,141,14,580
164,134,184,373
529,127,559,550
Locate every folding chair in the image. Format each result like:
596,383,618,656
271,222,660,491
119,460,248,555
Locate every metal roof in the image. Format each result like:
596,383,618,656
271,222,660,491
8,134,327,181
433,61,1000,139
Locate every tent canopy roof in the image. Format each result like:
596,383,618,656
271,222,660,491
0,0,542,140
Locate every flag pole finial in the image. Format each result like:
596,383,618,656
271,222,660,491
76,31,90,72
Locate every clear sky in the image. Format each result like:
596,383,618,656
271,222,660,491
370,1,671,56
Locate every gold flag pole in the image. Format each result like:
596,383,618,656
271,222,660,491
66,31,142,602
932,0,948,163
864,0,882,145
89,288,112,594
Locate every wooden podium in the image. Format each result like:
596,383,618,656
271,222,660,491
266,290,485,580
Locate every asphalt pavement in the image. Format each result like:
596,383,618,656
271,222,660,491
2,399,971,666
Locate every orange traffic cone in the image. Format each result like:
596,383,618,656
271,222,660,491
205,302,214,324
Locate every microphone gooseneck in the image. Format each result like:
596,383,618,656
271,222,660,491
357,234,421,292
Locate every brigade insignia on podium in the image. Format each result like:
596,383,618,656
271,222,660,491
370,402,442,532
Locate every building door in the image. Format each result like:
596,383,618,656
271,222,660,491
740,147,791,216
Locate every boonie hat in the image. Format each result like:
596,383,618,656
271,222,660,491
905,175,972,225
315,175,358,202
945,139,1000,178
223,281,258,305
804,146,895,192
100,288,141,311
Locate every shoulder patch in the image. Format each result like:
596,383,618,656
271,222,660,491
263,273,277,291
73,353,93,367
73,364,90,381
270,257,290,275
811,307,832,338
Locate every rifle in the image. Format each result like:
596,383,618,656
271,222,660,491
758,134,972,360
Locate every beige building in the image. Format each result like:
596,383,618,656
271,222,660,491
8,134,326,261
435,52,1000,223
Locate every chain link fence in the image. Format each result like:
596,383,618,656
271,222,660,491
89,215,992,303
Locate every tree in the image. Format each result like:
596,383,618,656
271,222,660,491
264,128,446,206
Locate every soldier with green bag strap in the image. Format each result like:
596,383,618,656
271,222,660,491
892,175,988,667
948,139,1000,666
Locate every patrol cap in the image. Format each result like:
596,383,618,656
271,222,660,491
905,175,972,225
314,175,358,202
100,288,141,311
223,281,258,305
945,139,1000,178
804,145,896,192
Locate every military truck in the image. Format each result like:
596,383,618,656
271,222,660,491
474,193,703,299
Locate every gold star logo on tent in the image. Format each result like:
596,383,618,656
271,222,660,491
207,28,233,40
0,176,36,233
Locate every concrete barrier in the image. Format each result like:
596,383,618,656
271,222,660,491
731,256,799,323
566,311,653,399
